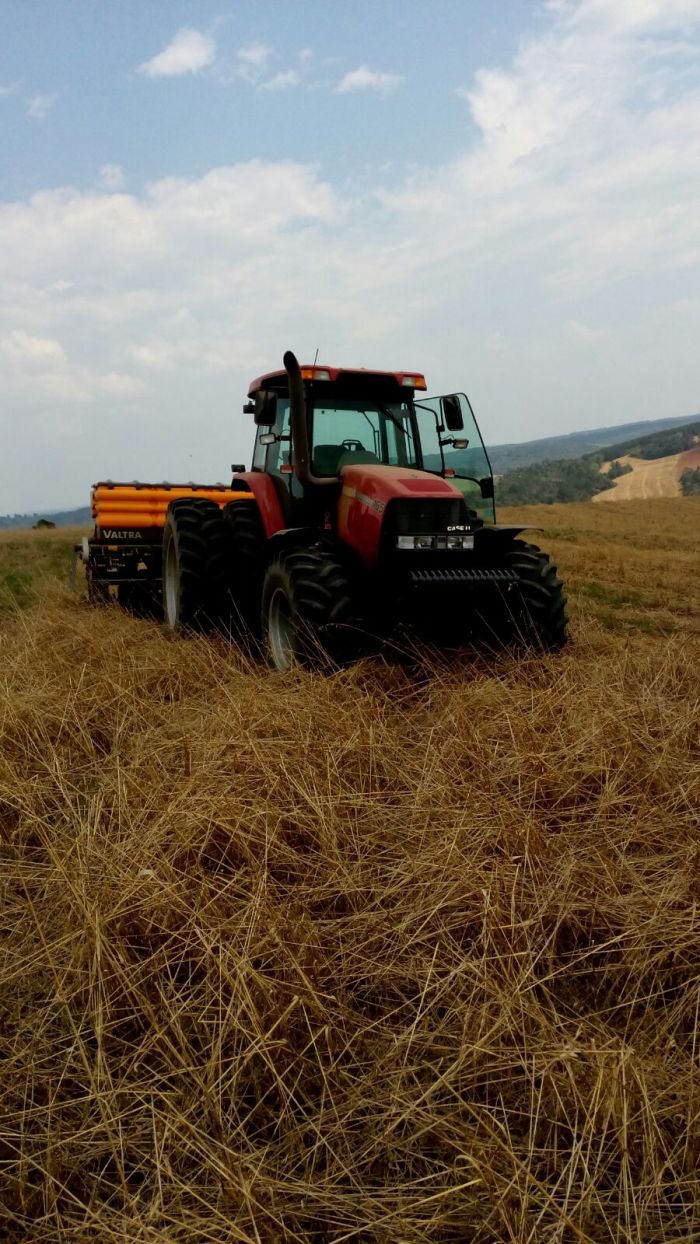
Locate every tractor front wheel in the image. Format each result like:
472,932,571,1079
261,546,356,672
501,539,568,650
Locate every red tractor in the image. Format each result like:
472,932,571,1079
161,352,567,669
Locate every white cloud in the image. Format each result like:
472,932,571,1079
236,41,273,82
558,0,700,32
129,340,177,371
334,65,405,96
259,70,300,92
1,82,19,98
566,319,606,344
26,93,57,121
238,42,272,69
139,29,215,79
1,330,66,368
98,164,126,192
0,329,144,407
98,371,145,395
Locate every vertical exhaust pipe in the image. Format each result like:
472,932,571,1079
283,350,336,487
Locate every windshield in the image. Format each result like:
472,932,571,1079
310,398,419,475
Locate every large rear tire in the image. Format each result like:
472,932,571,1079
222,500,267,639
261,545,356,672
500,539,568,650
162,499,230,632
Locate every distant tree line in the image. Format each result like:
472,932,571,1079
495,457,615,506
606,459,633,481
680,468,700,497
597,422,700,463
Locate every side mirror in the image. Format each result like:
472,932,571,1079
441,394,464,432
231,463,246,474
254,391,277,426
479,476,494,499
258,432,276,446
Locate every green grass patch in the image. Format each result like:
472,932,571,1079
581,581,644,609
590,605,678,636
0,533,79,616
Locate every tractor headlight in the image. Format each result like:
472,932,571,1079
397,535,435,549
397,533,474,550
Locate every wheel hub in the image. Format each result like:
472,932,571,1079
267,587,295,672
163,540,179,629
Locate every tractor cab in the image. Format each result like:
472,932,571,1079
245,359,496,528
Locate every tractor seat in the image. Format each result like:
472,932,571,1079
312,444,382,476
338,450,380,469
312,444,345,476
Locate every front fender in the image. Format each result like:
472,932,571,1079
266,527,339,554
266,529,366,581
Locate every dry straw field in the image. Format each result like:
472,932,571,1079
1,500,699,1242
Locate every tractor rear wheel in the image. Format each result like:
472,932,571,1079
162,499,230,631
261,545,356,672
499,539,568,650
222,500,266,639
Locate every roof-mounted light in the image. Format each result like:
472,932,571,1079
301,367,331,382
401,374,427,390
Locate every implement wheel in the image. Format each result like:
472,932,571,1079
162,499,230,631
261,545,355,672
87,577,110,606
117,584,154,617
502,539,568,650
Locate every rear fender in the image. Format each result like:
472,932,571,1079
232,472,285,538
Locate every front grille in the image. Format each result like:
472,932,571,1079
410,567,518,585
388,497,465,535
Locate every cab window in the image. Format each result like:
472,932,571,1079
310,399,418,474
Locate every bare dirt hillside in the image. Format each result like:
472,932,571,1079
595,445,700,501
1,502,699,1243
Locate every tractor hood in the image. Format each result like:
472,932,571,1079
337,464,467,569
339,463,463,505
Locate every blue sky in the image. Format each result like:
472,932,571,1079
1,0,700,511
1,2,532,197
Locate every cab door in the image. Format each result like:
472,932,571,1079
414,394,496,522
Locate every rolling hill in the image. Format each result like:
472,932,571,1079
496,420,700,506
0,505,91,530
486,412,700,473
